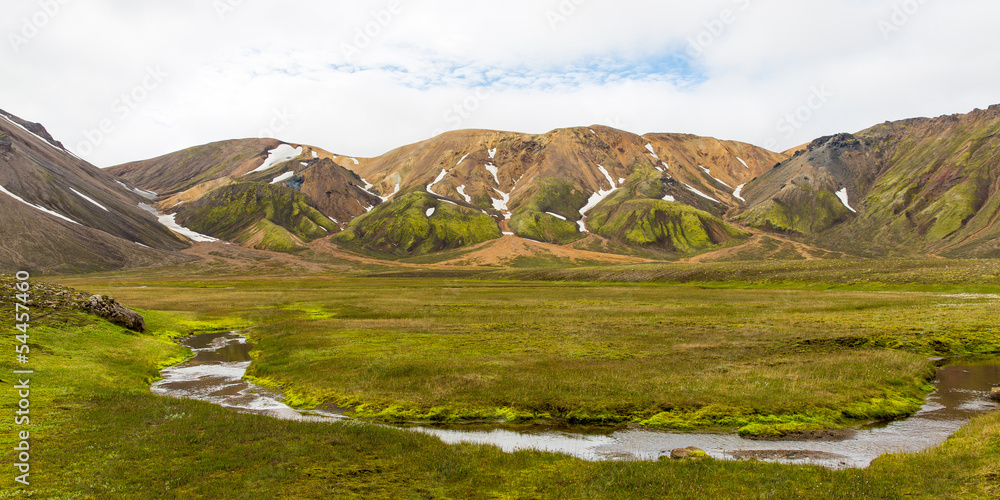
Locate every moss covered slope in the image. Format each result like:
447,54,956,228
334,191,501,256
174,182,338,252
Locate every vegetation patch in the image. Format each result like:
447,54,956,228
174,182,338,251
334,191,501,257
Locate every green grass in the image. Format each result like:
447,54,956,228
2,275,1000,498
52,268,1000,436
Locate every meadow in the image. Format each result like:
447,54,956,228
2,259,999,498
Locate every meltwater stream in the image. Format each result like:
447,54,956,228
152,332,1000,469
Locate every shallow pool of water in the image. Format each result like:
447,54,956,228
152,332,999,469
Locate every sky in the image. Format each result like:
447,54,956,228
3,0,1000,167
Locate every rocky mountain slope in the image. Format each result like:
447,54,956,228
339,126,783,256
81,103,1000,263
737,105,1000,258
109,127,783,258
108,140,380,251
0,110,192,274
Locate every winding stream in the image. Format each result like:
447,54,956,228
151,332,1000,469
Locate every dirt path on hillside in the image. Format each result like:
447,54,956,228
680,226,832,263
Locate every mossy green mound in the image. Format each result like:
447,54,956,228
174,182,338,252
334,191,501,256
587,199,749,253
740,189,854,236
509,210,583,244
508,178,589,244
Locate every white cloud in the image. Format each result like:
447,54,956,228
1,0,998,166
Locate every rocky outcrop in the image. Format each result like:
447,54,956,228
0,276,145,332
0,133,12,156
81,295,146,332
991,387,1000,402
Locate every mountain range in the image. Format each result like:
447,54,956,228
2,104,999,273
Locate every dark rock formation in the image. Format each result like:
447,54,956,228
81,295,146,332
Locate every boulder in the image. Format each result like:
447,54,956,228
81,295,146,332
670,447,708,460
990,387,1000,402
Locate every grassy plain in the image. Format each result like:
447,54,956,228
2,259,999,498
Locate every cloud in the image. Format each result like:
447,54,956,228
1,0,998,166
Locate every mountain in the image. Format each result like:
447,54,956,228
108,140,380,251
98,103,1000,262
0,110,192,274
737,105,1000,258
342,126,782,255
108,128,783,259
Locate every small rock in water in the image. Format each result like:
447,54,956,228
990,387,1000,401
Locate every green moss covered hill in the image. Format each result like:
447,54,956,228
174,183,339,252
335,191,501,256
738,105,1000,257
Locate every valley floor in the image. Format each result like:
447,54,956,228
3,259,1000,498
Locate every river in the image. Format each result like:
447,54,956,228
151,331,999,469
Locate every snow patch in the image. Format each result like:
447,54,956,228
836,188,857,213
138,203,219,242
0,185,81,225
115,180,157,200
491,189,511,219
312,151,319,158
733,184,746,202
456,185,472,203
271,171,295,185
576,165,620,233
427,169,449,195
350,157,360,165
682,184,720,203
699,165,732,188
0,113,68,154
485,163,500,185
737,157,750,169
381,183,401,202
70,188,109,211
663,195,676,202
245,145,302,175
645,143,658,159
502,232,515,236
457,153,470,166
488,148,497,159
135,242,152,249
546,212,567,220
426,207,436,217
300,162,308,167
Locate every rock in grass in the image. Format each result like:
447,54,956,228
670,447,709,460
991,387,1000,402
82,295,146,332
